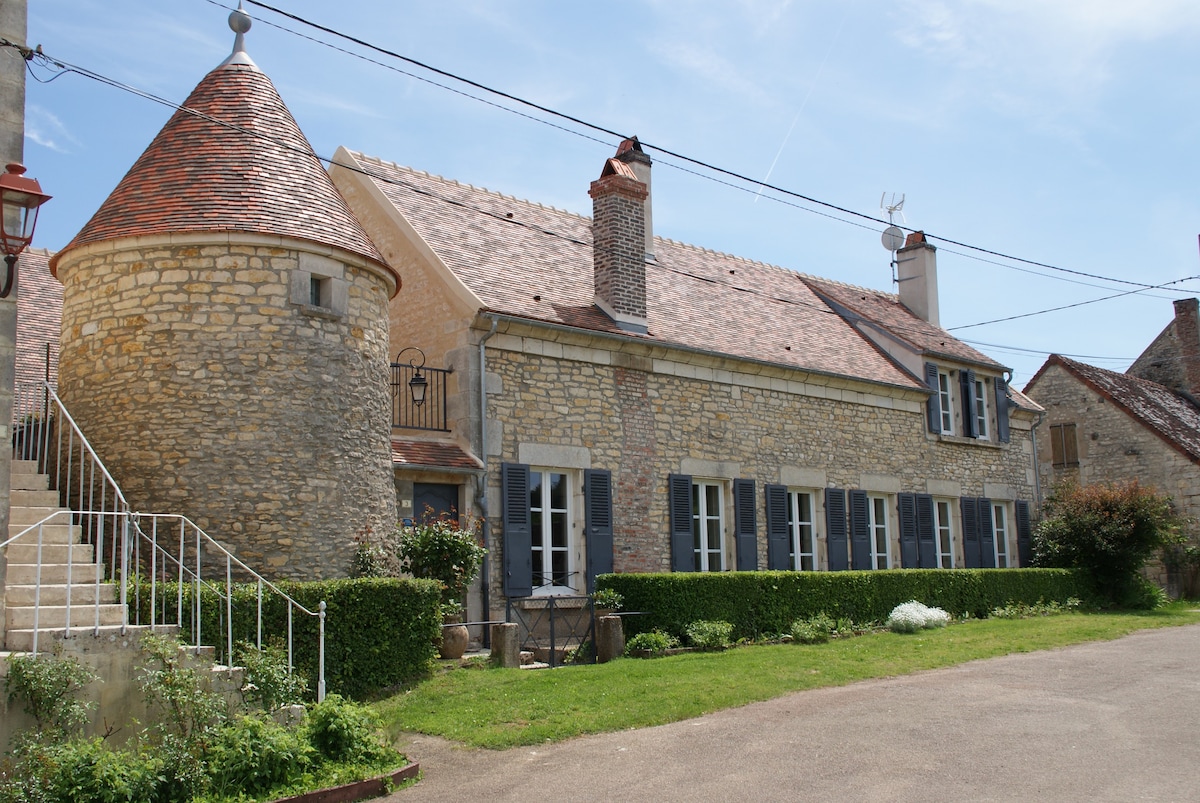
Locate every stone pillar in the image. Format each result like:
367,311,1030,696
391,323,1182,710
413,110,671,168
0,0,28,650
490,622,519,668
595,615,624,663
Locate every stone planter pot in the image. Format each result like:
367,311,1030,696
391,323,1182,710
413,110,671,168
439,617,469,659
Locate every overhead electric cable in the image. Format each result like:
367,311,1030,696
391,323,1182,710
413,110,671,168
235,0,1182,294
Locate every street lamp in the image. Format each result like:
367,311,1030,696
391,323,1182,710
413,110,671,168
0,162,51,299
395,347,428,406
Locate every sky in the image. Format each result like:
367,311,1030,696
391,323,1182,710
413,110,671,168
19,0,1200,387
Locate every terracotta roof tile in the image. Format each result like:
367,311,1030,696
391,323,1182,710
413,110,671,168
15,248,61,389
391,439,483,471
1029,355,1200,463
51,61,390,279
349,153,923,391
802,275,1005,370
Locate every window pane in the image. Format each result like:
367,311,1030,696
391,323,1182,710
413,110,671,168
550,472,567,509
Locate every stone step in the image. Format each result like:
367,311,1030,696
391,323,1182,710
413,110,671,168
4,583,118,605
9,506,69,526
11,459,41,475
10,489,62,507
6,522,82,544
5,542,95,565
11,472,49,491
2,623,178,653
5,562,103,584
6,604,126,630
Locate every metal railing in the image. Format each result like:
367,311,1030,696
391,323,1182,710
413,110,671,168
391,361,452,431
5,382,326,699
505,595,597,667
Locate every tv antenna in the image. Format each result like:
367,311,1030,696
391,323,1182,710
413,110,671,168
880,192,906,283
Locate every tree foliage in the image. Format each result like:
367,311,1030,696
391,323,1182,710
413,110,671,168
1032,480,1182,606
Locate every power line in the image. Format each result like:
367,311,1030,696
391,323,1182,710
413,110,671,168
11,39,1184,368
234,0,1187,295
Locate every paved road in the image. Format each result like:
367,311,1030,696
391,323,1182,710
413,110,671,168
387,623,1200,802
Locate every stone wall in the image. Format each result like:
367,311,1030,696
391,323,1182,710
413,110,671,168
480,321,1037,610
54,234,396,579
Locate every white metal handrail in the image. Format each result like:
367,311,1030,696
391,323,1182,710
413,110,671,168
6,381,326,700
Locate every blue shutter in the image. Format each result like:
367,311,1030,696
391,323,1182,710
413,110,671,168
994,376,1011,443
825,488,848,571
961,497,980,569
668,474,694,572
1015,500,1032,566
584,469,614,593
925,362,941,434
978,499,996,568
765,485,790,570
501,462,533,597
733,479,758,571
960,369,977,438
849,489,871,570
898,493,919,568
915,493,937,568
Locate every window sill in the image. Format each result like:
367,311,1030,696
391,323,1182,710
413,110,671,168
933,433,1003,449
515,594,587,609
296,303,342,321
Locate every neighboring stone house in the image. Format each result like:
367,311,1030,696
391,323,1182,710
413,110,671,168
1024,299,1200,561
331,140,1043,622
14,248,61,391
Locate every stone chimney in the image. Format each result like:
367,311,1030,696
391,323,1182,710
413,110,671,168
896,230,939,326
1172,298,1200,398
589,156,649,334
615,137,654,261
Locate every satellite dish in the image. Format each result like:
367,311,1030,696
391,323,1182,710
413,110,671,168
881,225,905,252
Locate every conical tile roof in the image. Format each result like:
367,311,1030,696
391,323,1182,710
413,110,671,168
51,56,391,281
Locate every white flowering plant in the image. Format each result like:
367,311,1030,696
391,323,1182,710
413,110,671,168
886,600,952,633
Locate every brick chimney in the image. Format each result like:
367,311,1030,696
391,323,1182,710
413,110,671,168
896,230,939,326
615,136,654,261
1172,298,1200,399
589,156,649,334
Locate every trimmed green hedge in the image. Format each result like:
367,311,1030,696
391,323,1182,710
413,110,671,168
128,576,442,700
596,569,1089,640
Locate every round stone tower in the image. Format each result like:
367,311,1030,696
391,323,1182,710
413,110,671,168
48,10,399,579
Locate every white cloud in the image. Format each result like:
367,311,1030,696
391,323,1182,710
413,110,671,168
24,106,78,154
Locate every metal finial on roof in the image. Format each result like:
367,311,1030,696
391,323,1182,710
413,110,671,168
221,1,257,68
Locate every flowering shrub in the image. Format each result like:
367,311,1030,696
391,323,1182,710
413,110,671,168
886,601,951,633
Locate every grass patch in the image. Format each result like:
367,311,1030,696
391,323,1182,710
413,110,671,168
374,604,1200,749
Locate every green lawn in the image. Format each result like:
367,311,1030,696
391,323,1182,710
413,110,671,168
373,605,1200,749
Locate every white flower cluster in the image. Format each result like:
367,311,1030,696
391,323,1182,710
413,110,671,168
886,600,951,633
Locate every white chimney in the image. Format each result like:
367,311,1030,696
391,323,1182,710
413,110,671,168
896,231,939,326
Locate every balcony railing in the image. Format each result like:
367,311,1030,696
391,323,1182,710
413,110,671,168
391,362,451,432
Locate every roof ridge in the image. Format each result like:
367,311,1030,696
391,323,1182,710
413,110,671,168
1057,354,1181,393
799,271,900,300
347,150,591,223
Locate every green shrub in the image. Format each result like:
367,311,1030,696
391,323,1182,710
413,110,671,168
305,694,391,765
790,612,835,644
597,568,1086,641
128,576,442,699
0,738,163,803
1033,480,1182,606
236,639,309,712
396,515,486,608
206,713,315,797
624,630,678,657
4,652,97,738
685,620,733,650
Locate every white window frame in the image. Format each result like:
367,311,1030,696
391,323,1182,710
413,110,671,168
935,499,955,568
868,495,890,570
973,378,990,440
692,480,726,572
529,468,578,594
937,371,955,435
787,490,817,571
993,503,1009,568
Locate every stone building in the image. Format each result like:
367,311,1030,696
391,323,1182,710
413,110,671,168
46,16,400,579
1024,299,1200,543
331,139,1043,620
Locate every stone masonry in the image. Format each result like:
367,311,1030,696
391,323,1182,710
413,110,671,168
54,235,397,579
